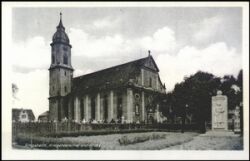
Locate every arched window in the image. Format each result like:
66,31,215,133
117,94,122,119
63,54,68,65
135,104,139,115
52,55,55,64
64,86,67,93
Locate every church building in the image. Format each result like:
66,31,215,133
49,13,167,124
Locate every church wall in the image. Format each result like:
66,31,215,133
68,97,73,120
49,99,58,121
143,69,158,90
138,68,165,93
49,69,61,97
59,98,65,121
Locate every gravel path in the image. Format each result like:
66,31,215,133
163,131,243,150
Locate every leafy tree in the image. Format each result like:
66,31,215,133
163,69,243,133
164,71,220,133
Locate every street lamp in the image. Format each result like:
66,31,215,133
185,104,189,122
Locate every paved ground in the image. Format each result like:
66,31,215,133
163,130,243,150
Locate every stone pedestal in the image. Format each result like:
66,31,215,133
211,91,228,130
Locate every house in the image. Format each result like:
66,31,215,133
38,111,49,122
12,108,35,122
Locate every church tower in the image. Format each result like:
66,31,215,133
49,13,73,121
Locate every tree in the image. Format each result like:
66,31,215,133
163,70,243,133
12,83,19,99
164,71,221,133
236,69,243,136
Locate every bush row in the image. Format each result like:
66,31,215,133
118,133,167,145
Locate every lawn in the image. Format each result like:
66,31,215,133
60,132,198,150
13,131,243,150
163,131,243,150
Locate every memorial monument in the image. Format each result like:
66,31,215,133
211,91,228,130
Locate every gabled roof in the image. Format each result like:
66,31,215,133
72,55,160,94
12,108,35,121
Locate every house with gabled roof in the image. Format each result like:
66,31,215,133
12,108,35,122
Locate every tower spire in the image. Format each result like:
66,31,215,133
60,12,62,21
57,12,64,30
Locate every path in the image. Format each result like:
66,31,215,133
163,130,243,150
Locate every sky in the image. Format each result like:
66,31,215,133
11,7,242,118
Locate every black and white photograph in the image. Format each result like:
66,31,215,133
2,1,249,160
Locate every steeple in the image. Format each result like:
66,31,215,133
49,13,73,122
52,12,69,44
57,12,65,30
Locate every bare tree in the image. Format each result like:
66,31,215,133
12,83,19,100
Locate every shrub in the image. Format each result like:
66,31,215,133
118,133,166,145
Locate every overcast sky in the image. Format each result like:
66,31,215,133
11,7,242,118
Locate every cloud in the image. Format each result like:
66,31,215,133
156,42,241,91
140,27,177,53
93,17,121,29
69,28,128,58
12,36,50,70
12,69,49,119
69,26,177,59
192,16,223,43
74,69,93,77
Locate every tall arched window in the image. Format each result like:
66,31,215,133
135,104,139,115
63,54,68,65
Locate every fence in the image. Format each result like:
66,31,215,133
12,122,199,138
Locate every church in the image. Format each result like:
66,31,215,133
48,13,167,124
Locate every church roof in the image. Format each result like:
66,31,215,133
72,55,161,94
52,13,70,44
